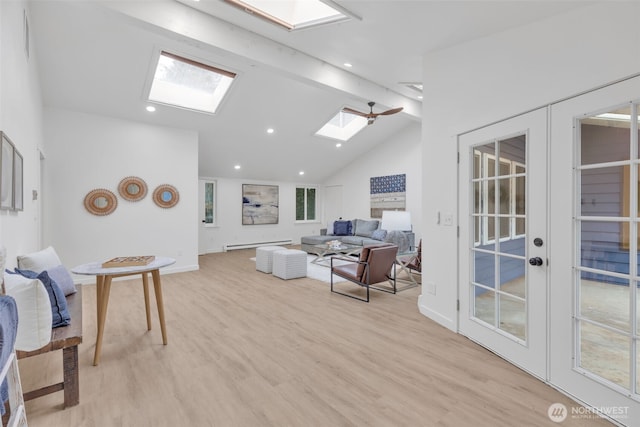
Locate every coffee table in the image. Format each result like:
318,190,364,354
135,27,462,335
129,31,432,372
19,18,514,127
310,243,362,267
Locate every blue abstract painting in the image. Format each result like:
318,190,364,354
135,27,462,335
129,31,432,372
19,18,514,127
242,184,279,225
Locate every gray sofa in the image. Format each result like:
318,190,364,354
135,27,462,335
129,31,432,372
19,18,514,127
301,218,414,253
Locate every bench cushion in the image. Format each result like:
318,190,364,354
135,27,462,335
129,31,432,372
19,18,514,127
10,269,71,328
3,273,52,352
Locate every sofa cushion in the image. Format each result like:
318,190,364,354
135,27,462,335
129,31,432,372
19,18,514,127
340,235,366,246
301,235,336,245
353,219,379,238
333,220,352,236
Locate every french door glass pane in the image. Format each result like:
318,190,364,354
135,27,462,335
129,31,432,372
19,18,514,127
580,220,629,275
580,166,625,217
499,256,525,298
580,277,630,332
474,287,494,325
580,106,631,165
579,322,630,389
498,293,525,340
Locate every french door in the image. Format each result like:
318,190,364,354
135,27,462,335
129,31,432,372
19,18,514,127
458,108,548,379
549,77,640,424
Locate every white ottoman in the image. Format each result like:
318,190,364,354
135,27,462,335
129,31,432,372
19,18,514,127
272,249,307,280
256,246,285,273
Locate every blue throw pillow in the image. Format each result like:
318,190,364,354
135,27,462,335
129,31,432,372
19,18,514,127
333,220,352,236
10,268,71,328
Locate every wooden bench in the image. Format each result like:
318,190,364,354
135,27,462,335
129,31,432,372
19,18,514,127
15,287,83,408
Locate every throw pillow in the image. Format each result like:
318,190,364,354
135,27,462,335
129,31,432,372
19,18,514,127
17,246,62,272
44,264,77,296
9,269,71,328
3,271,52,351
371,229,387,241
326,221,335,236
333,220,352,236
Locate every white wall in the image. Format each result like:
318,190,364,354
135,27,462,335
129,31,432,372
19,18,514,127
0,1,44,268
198,177,322,253
43,108,199,282
421,2,640,330
324,122,422,241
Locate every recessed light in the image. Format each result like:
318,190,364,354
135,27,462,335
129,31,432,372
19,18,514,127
146,105,156,112
234,164,241,170
344,63,352,68
267,128,274,134
336,143,342,148
299,171,305,175
417,95,423,99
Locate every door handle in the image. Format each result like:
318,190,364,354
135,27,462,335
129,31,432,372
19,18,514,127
528,257,544,266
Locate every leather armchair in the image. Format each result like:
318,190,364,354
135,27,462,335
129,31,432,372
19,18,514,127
330,244,398,302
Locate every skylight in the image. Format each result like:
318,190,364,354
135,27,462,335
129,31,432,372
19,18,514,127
224,0,351,30
315,109,368,141
147,51,236,114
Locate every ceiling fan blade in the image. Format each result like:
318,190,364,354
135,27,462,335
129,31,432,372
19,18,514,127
342,107,371,118
378,107,404,116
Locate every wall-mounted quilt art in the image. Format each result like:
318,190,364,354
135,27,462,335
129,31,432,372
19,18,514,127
242,184,279,225
370,173,406,218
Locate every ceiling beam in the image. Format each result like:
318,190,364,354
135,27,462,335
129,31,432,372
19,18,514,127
100,0,421,120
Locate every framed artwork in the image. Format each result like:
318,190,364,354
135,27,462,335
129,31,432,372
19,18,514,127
370,173,406,218
242,184,278,225
14,149,23,211
1,132,15,210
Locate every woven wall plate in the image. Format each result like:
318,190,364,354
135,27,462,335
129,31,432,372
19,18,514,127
84,188,118,216
153,184,179,209
118,176,148,202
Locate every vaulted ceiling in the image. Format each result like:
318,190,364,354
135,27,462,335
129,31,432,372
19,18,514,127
29,0,591,183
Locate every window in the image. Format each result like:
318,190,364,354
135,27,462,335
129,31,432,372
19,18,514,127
296,186,316,221
203,181,216,225
315,109,368,141
223,0,352,31
148,51,236,114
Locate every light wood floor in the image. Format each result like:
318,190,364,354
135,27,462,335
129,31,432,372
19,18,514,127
17,248,610,426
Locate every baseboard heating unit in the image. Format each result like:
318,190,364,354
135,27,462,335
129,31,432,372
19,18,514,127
223,239,293,252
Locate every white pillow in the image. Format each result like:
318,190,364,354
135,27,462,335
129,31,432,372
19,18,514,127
326,221,335,236
17,246,62,273
4,272,52,352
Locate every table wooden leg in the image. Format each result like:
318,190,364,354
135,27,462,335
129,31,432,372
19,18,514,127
95,275,104,334
142,272,152,331
93,275,112,366
151,269,168,345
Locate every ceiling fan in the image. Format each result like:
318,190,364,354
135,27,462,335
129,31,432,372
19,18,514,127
342,101,404,125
